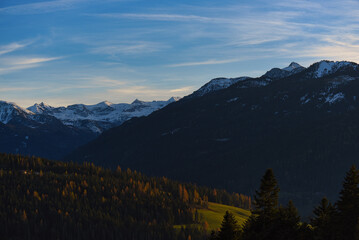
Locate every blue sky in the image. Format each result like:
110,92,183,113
1,0,359,107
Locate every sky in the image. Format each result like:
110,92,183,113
1,0,359,107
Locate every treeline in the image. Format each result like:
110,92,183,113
0,153,250,240
211,166,359,240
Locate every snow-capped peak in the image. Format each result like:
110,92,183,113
99,101,113,107
28,102,53,114
282,62,303,72
0,100,34,124
131,99,145,105
313,60,357,78
263,62,305,79
24,98,180,133
86,101,113,110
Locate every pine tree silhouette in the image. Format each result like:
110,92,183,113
217,211,240,240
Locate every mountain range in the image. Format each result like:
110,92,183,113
0,97,179,159
66,60,359,215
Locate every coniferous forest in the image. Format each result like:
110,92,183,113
1,153,358,239
0,153,250,240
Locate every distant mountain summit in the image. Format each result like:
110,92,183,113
0,100,35,124
282,62,304,72
262,62,305,79
26,97,179,133
27,102,53,114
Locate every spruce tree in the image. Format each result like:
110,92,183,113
335,165,359,240
274,200,301,240
217,211,240,240
253,168,280,217
242,169,280,240
310,197,336,240
283,200,300,227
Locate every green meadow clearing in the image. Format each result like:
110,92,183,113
175,202,251,231
199,202,251,230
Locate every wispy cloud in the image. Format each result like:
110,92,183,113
108,85,194,99
169,86,193,93
89,76,128,86
0,56,62,74
0,65,39,74
0,42,30,55
296,44,359,63
168,59,240,67
67,76,129,88
91,42,167,55
275,0,323,10
42,76,194,104
90,13,226,23
4,57,62,65
0,87,44,92
70,34,168,57
0,0,86,14
66,76,193,95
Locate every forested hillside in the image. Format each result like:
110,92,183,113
0,153,250,240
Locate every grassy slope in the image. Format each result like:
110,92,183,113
199,202,251,230
174,202,251,231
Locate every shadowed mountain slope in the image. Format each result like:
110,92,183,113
67,61,359,214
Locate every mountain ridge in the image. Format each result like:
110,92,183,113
26,97,180,133
66,60,359,215
0,97,180,159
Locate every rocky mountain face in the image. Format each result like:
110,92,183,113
0,98,179,159
66,60,359,215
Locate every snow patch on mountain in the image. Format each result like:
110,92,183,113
300,94,311,104
325,92,345,104
315,61,338,78
0,97,180,133
28,102,53,114
227,97,239,103
282,62,303,72
0,101,34,124
26,98,179,132
192,77,249,97
313,61,357,78
192,62,306,98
